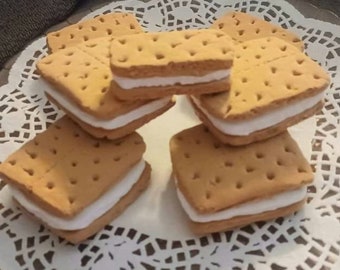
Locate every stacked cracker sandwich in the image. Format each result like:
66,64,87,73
0,10,330,243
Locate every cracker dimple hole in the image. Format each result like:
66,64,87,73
202,40,208,46
70,34,74,39
266,172,275,180
65,61,71,65
205,191,211,200
264,80,270,86
78,25,83,30
241,77,247,83
83,36,89,41
297,59,304,65
242,45,247,50
50,148,57,155
8,160,16,166
152,35,158,42
192,172,200,180
60,44,66,50
251,20,256,25
184,33,192,40
156,53,165,60
118,56,128,63
224,161,233,167
130,24,136,30
195,139,201,145
184,153,190,159
284,146,294,153
101,87,108,93
293,38,300,43
313,74,320,80
114,156,121,162
234,91,240,97
85,62,91,67
293,70,302,76
93,141,100,148
236,182,243,189
107,29,113,35
256,93,262,101
171,43,181,48
235,20,240,26
99,17,105,23
91,26,97,31
93,158,100,164
69,178,77,185
34,139,39,146
66,51,74,57
189,50,196,56
137,46,143,52
286,84,292,90
24,168,34,176
26,151,37,159
54,32,60,37
261,45,266,49
238,30,244,36
256,28,260,34
246,166,254,173
222,48,229,55
272,28,278,34
280,45,287,51
271,67,277,74
118,39,126,45
92,174,100,182
69,197,75,204
255,54,261,59
218,23,224,29
214,176,221,184
276,159,284,166
71,161,77,167
81,85,87,91
256,152,264,159
298,167,307,173
63,72,69,78
47,182,54,189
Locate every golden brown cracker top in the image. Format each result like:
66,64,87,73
47,12,143,53
110,29,234,78
37,38,149,120
0,117,146,218
170,125,313,214
211,11,304,51
196,37,330,120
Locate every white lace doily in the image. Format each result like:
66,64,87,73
1,0,340,269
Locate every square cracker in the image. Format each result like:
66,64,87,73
170,125,313,214
37,37,150,120
0,117,146,218
210,11,303,51
110,29,234,78
196,37,330,120
47,12,143,53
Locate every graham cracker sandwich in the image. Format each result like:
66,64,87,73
190,37,329,145
211,11,304,51
47,12,143,53
109,29,234,100
37,37,175,140
0,117,151,244
169,125,313,235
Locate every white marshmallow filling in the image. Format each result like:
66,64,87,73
191,92,323,136
175,181,306,223
9,160,146,231
113,69,230,89
41,79,171,130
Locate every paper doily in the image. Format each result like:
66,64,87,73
0,0,340,269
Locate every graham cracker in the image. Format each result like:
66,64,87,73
211,11,304,51
170,125,313,214
15,163,151,244
47,12,143,53
189,200,305,235
0,117,146,218
47,94,176,139
190,96,323,145
110,29,234,78
197,37,330,121
37,38,152,120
